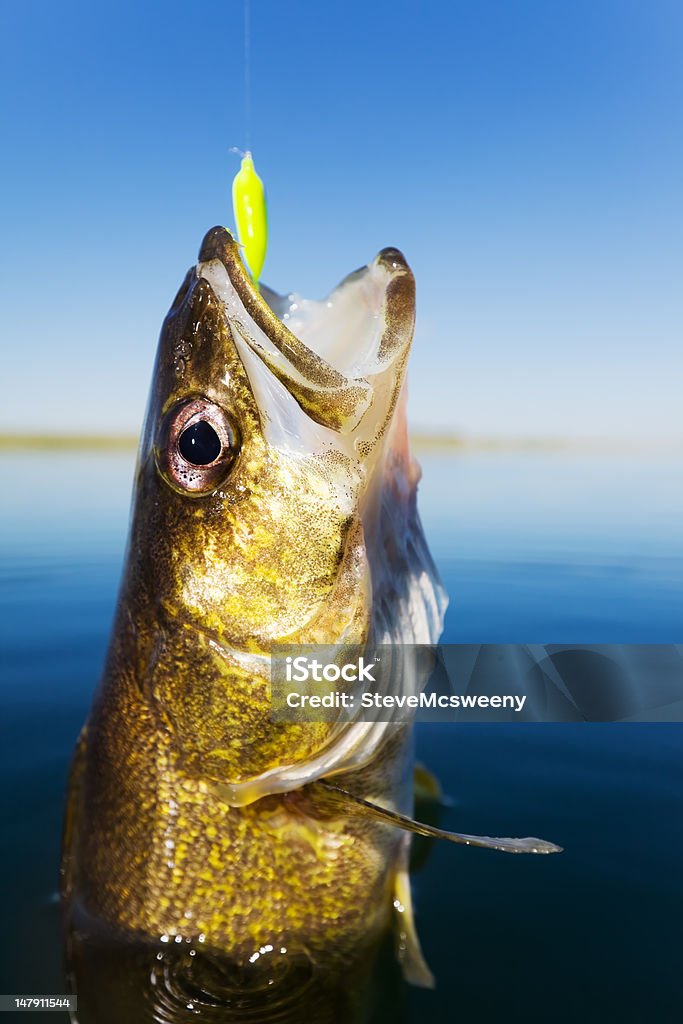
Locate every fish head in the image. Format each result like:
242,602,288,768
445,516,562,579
123,226,446,804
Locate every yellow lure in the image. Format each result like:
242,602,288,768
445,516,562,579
231,151,268,287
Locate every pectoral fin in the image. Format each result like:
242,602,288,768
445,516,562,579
316,781,563,855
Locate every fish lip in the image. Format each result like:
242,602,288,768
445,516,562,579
198,226,309,366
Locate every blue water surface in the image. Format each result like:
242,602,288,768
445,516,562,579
0,449,681,1021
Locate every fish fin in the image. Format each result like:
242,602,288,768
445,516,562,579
413,762,442,804
315,781,563,854
394,836,434,989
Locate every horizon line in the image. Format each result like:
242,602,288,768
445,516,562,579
0,433,680,456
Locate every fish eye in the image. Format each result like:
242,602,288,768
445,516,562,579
155,397,240,494
177,420,222,466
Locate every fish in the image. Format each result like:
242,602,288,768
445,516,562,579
61,227,558,1023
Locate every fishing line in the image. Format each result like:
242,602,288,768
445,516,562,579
230,0,268,288
243,0,252,153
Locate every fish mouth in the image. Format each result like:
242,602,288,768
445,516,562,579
196,226,415,441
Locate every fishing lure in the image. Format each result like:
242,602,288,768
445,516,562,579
231,150,268,286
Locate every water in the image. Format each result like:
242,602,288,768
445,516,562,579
1,449,682,1021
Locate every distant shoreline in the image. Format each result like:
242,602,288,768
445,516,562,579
0,434,140,451
0,433,680,456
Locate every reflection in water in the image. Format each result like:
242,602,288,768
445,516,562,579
67,909,403,1024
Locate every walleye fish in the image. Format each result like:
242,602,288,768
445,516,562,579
62,227,557,1023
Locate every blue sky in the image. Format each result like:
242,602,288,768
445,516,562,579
1,0,681,439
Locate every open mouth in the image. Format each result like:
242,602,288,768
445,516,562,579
195,227,414,438
259,260,399,380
